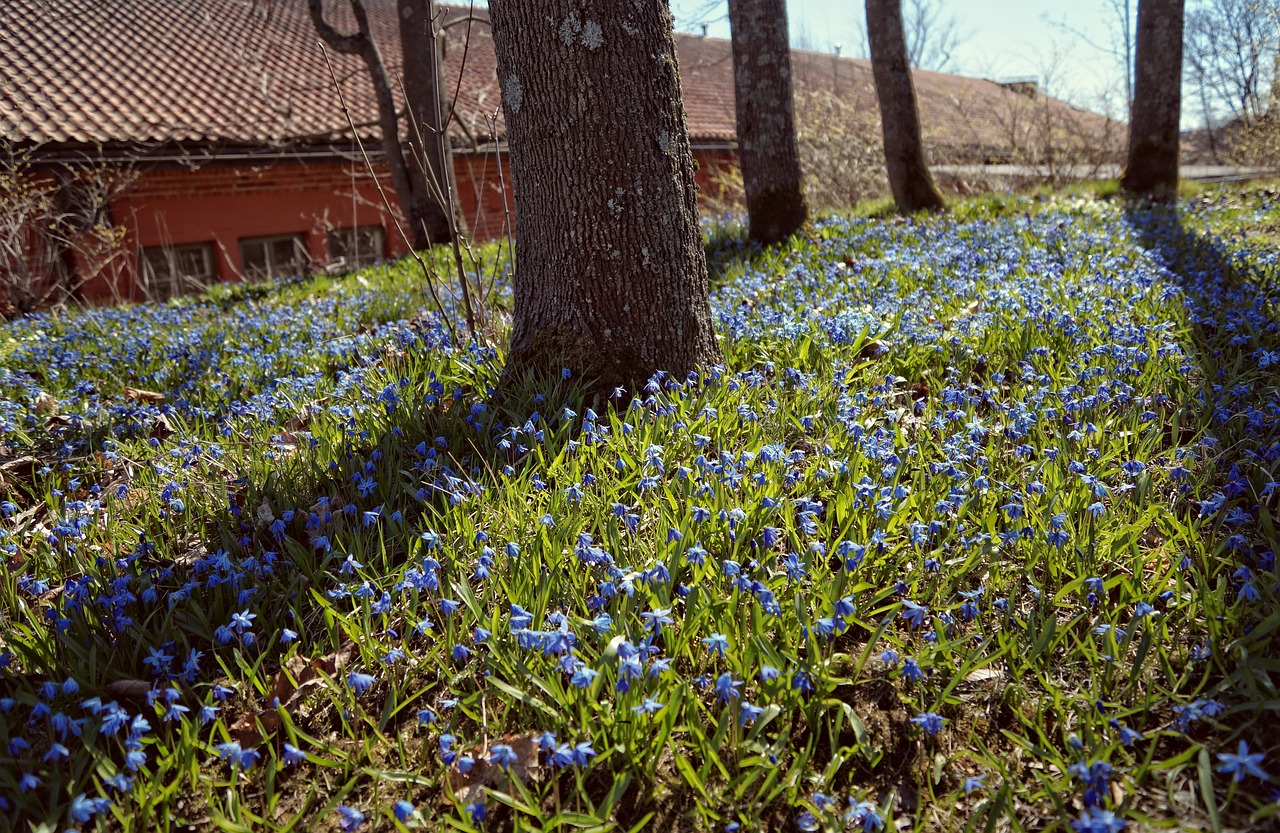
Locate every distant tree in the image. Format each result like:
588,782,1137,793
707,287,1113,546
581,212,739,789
308,0,456,250
728,0,809,245
866,0,946,213
1122,0,1185,195
901,0,967,71
1045,0,1135,117
1185,0,1280,128
488,0,722,393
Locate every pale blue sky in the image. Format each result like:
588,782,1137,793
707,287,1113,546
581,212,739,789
670,0,1134,117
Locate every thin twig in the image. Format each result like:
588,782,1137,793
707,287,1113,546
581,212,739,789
318,41,456,346
440,0,482,131
395,71,480,342
488,110,515,280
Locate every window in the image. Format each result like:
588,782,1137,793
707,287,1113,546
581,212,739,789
139,242,216,300
327,225,385,270
239,233,310,281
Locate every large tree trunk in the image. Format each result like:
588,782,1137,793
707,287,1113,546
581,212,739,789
1122,0,1185,196
489,0,722,394
397,0,462,243
728,0,809,246
866,0,946,213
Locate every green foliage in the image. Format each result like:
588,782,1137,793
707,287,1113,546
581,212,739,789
0,186,1277,831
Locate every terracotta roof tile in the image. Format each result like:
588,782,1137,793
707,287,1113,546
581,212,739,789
1,0,1116,158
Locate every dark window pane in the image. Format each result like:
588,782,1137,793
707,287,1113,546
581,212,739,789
142,248,172,281
241,241,267,278
176,247,209,279
327,226,384,268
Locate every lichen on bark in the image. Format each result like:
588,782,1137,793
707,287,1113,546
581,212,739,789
489,0,722,399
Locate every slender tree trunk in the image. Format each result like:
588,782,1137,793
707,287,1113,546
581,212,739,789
728,0,809,245
308,0,430,250
397,0,463,243
1122,0,1185,196
489,0,722,394
865,0,946,213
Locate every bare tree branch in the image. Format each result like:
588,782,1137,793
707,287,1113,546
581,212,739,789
305,0,365,54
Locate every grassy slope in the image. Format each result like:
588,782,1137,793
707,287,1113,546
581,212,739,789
0,186,1277,832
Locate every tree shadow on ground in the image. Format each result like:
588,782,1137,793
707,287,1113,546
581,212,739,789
1120,195,1280,724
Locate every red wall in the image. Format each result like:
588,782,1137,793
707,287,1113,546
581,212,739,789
100,161,407,300
90,147,740,301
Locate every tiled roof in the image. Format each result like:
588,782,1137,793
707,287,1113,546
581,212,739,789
0,0,1114,156
0,0,500,148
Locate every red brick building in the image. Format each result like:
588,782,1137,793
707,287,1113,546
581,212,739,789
1,0,1115,303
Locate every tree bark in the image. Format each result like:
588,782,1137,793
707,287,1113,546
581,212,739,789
1122,0,1185,196
309,0,447,250
397,0,462,243
488,0,722,394
866,0,946,213
728,0,809,246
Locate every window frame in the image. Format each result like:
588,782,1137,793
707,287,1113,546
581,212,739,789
138,242,216,300
238,233,311,282
326,225,386,270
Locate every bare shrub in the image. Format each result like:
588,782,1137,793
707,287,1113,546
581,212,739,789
793,89,888,212
1223,113,1280,169
940,80,1126,190
0,147,135,317
698,162,746,218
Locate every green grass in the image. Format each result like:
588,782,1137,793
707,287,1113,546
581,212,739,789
0,185,1277,832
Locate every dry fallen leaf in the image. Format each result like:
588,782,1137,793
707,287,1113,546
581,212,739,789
962,668,1003,685
123,387,166,403
444,731,542,806
285,399,327,432
104,679,153,703
1,456,40,484
33,392,58,415
150,414,176,442
172,544,208,568
856,340,887,361
230,642,357,746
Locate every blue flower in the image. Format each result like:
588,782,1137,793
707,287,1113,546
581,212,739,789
1216,740,1268,783
489,744,519,770
911,712,946,736
632,696,664,715
1071,808,1127,833
216,741,260,768
68,793,108,824
714,672,742,704
394,800,416,822
901,657,925,682
337,806,366,831
346,671,376,696
900,600,929,628
641,607,674,634
571,741,596,766
701,633,730,657
845,799,883,832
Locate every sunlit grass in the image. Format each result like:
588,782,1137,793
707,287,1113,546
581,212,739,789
0,185,1277,832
